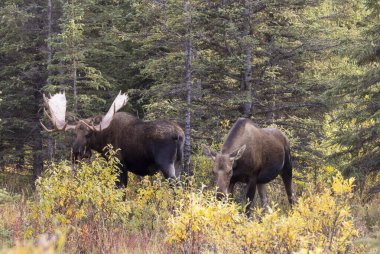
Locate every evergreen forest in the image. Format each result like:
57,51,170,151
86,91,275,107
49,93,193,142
0,0,379,253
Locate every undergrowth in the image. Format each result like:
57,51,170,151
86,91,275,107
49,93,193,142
0,150,376,253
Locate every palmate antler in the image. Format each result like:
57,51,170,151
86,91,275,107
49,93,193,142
82,91,128,131
40,92,76,132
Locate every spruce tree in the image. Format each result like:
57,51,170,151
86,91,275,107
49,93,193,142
0,0,49,179
325,0,379,182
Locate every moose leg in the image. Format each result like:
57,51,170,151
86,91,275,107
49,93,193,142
153,141,177,179
175,138,184,178
116,169,128,188
174,159,182,178
257,184,268,208
245,177,258,216
281,173,293,207
281,157,293,207
114,153,128,187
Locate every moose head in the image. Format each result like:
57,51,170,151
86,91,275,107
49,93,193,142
41,91,128,161
202,144,246,199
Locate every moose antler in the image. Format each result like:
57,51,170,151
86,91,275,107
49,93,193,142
40,92,76,132
88,91,128,132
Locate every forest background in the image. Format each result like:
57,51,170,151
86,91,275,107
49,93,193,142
0,0,379,253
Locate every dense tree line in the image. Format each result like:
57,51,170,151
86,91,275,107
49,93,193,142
0,0,378,192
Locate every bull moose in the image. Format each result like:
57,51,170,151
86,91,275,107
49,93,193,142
202,118,293,215
41,92,184,186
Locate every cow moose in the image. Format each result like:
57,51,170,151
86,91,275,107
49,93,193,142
202,118,293,215
41,92,184,186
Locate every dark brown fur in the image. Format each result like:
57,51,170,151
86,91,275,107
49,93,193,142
203,118,293,215
73,112,184,186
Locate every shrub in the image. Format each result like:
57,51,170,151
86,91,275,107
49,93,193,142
0,149,366,253
191,154,215,189
28,148,130,253
167,172,363,253
124,174,177,233
167,190,246,253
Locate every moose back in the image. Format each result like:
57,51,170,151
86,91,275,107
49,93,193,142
41,92,184,186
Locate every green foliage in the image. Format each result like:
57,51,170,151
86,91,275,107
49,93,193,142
191,154,215,189
0,171,33,194
0,188,19,204
0,0,46,169
321,0,380,181
1,0,380,252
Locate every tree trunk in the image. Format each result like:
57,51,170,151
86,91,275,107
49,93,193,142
242,0,253,117
183,0,192,175
15,142,25,171
47,0,54,164
33,84,44,183
73,59,78,114
47,0,52,69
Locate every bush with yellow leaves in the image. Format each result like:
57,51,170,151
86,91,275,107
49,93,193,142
123,173,178,233
167,190,245,253
25,147,185,253
28,148,131,253
0,147,366,253
167,172,363,253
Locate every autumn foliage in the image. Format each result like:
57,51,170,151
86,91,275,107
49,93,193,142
0,153,370,253
167,173,360,253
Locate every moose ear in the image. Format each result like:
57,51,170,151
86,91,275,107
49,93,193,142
230,145,246,161
201,144,217,161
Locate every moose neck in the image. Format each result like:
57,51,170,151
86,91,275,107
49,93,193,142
88,130,110,154
221,118,248,154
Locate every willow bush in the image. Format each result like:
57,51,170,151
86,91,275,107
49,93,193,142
167,173,363,253
0,151,366,253
27,148,131,253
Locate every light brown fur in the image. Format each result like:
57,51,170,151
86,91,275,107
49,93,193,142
203,118,293,215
